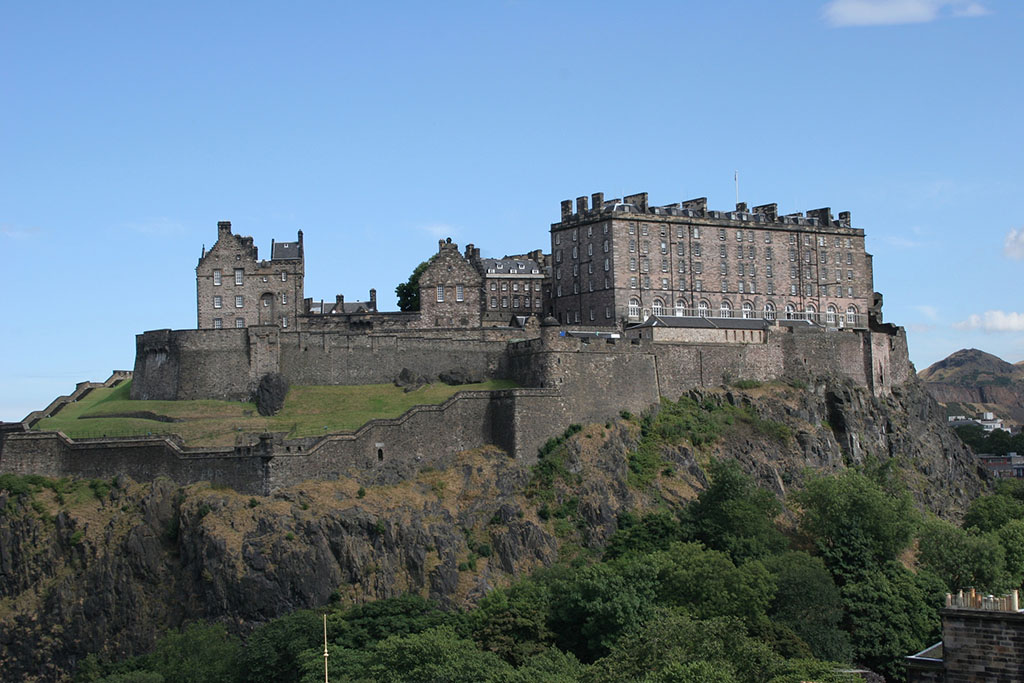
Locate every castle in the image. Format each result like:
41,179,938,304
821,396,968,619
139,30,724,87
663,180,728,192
0,191,909,495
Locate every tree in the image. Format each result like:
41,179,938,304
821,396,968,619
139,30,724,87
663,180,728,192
795,471,918,580
395,260,429,311
763,551,852,663
685,459,787,563
963,493,1024,533
916,518,1008,592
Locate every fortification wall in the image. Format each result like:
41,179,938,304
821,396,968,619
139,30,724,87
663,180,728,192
0,432,268,494
132,328,256,401
278,332,512,386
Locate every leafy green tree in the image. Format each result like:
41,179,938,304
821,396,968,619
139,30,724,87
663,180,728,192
763,551,852,663
603,510,688,560
997,518,1024,588
795,471,918,580
142,622,241,683
586,611,785,683
648,542,775,625
395,260,428,311
235,609,322,683
685,459,787,563
839,562,941,681
301,625,513,683
916,518,1008,591
328,592,458,651
964,492,1024,533
546,561,658,661
470,580,556,665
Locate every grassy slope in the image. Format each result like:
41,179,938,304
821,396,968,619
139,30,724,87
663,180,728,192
34,379,517,446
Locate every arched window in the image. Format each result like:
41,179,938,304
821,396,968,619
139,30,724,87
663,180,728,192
846,305,858,324
784,304,795,319
741,302,753,319
764,302,776,320
675,298,686,317
805,304,816,322
652,298,664,316
628,297,641,319
698,300,710,317
826,305,838,324
720,301,732,318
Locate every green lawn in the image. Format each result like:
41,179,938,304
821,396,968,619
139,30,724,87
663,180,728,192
33,378,517,446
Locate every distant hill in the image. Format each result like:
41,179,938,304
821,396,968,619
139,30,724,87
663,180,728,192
919,349,1024,426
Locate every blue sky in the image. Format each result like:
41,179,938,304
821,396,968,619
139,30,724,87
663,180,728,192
2,0,1022,421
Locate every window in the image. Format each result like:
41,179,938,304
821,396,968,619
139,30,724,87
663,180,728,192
766,247,773,260
748,246,755,259
694,262,703,274
676,243,684,256
235,295,244,308
456,284,464,302
661,259,668,272
630,257,637,271
535,298,541,308
826,305,838,324
765,233,773,243
572,228,578,241
677,261,685,274
641,224,649,236
213,270,222,286
213,318,223,329
767,282,774,295
573,264,579,277
698,301,709,317
766,264,773,278
721,280,728,293
235,318,245,328
629,239,636,253
652,299,664,316
641,241,649,254
587,243,593,256
847,269,854,280
675,299,686,316
589,307,595,321
604,258,610,271
513,296,520,307
501,296,508,308
694,244,702,257
790,265,797,279
606,306,612,319
234,268,243,285
660,241,668,254
660,278,668,289
846,305,857,323
281,316,288,328
490,296,497,308
719,228,726,240
281,271,287,282
742,302,753,318
738,281,745,293
282,293,288,305
587,225,593,237
628,298,640,319
720,301,732,317
695,280,703,291
629,223,636,235
720,245,727,258
630,277,638,289
555,233,561,245
736,246,744,259
490,282,496,291
846,253,853,264
790,284,798,295
556,249,562,263
692,226,701,239
789,248,796,261
720,262,727,275
643,275,651,288
603,240,609,253
763,302,775,320
847,286,854,297
502,282,509,290
213,295,222,309
641,258,649,273
784,304,795,319
572,246,578,259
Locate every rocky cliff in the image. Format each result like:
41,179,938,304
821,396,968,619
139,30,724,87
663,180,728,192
0,376,986,681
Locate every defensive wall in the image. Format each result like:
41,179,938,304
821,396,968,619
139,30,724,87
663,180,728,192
4,321,910,494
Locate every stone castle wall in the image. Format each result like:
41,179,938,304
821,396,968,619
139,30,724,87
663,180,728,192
8,323,911,494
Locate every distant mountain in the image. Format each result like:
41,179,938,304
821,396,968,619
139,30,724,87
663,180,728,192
919,349,1024,426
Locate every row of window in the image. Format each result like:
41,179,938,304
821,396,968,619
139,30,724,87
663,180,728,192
489,296,542,309
214,292,290,309
211,316,289,329
212,269,288,285
488,281,536,292
435,284,465,303
626,297,860,321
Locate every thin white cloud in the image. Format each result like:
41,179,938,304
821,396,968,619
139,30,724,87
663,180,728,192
823,0,990,27
1,224,43,239
954,311,1024,332
915,305,939,321
1004,228,1024,260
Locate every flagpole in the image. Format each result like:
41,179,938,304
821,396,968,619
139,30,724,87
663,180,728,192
323,614,329,683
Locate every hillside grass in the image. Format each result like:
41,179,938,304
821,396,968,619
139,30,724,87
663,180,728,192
33,378,517,446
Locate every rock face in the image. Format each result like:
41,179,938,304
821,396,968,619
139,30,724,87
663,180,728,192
0,377,986,680
254,372,289,416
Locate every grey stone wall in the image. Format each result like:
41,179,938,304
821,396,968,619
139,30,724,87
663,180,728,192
941,608,1024,681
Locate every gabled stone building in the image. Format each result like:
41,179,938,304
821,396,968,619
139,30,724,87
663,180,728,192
417,238,485,328
196,221,305,330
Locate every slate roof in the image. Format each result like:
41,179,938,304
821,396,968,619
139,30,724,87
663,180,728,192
272,241,301,260
481,257,543,275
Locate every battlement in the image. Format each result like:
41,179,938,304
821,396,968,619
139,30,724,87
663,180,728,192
557,191,857,232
